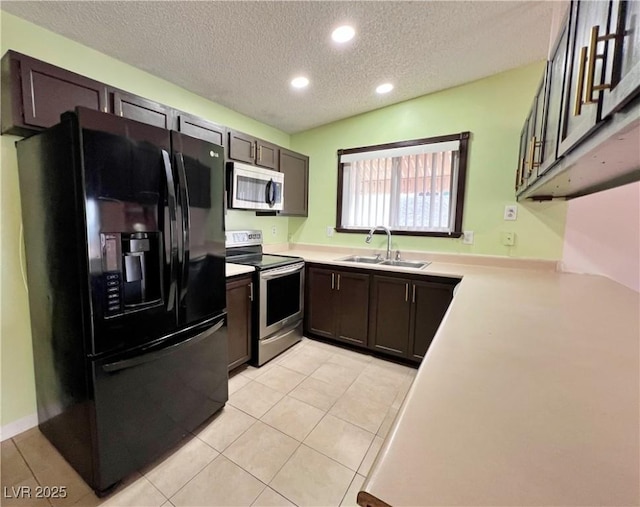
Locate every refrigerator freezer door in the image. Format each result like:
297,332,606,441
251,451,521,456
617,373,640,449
172,132,226,327
78,108,180,355
91,315,228,492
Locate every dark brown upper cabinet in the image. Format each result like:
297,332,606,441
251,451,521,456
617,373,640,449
305,266,369,347
177,113,225,146
538,18,571,178
558,1,612,157
110,90,175,130
1,51,108,136
600,0,640,118
228,129,279,169
279,149,309,216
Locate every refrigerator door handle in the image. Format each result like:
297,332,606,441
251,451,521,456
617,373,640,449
162,150,178,311
102,318,224,373
176,153,190,302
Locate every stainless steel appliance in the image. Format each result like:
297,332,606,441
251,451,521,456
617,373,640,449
16,107,228,495
227,161,284,211
226,230,303,365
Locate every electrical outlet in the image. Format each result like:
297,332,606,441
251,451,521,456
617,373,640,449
462,231,474,245
501,232,515,246
271,226,277,236
504,205,518,221
326,226,334,237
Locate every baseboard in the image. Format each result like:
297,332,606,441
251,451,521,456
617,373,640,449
1,413,38,441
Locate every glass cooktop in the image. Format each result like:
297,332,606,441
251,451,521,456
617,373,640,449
227,254,302,271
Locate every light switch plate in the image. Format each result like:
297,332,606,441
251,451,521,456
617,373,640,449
326,226,334,237
504,205,518,221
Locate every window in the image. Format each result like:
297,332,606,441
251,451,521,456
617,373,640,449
336,132,469,237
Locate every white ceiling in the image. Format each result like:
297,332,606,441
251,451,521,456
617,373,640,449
2,1,556,134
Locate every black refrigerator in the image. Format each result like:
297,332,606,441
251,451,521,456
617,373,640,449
16,107,228,495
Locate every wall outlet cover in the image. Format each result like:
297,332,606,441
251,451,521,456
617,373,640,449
504,205,518,221
326,226,334,237
462,231,474,245
501,232,516,246
271,226,277,236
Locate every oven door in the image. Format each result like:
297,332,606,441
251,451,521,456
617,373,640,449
259,262,304,339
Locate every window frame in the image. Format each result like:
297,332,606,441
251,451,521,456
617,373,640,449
335,131,470,238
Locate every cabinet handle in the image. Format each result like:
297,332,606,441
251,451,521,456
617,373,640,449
412,284,416,304
249,282,253,301
585,25,617,103
250,143,255,159
258,145,262,162
337,274,341,291
405,283,409,302
527,136,543,175
331,273,335,290
573,46,588,116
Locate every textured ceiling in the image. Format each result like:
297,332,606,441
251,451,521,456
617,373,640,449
2,1,556,134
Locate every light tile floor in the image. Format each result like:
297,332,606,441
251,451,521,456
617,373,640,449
1,338,416,507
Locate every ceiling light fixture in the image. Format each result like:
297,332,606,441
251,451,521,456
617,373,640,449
376,83,394,94
291,76,310,89
332,25,355,43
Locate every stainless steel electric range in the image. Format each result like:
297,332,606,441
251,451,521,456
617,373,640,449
226,230,304,366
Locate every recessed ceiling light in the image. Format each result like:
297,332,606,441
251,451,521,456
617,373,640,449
376,83,394,94
332,25,355,43
291,76,309,89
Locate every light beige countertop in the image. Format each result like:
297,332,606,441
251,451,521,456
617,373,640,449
225,263,255,278
275,246,640,506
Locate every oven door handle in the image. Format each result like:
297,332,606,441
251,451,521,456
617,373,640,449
260,262,305,280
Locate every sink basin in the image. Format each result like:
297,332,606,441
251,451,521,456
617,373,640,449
338,255,383,264
379,259,430,269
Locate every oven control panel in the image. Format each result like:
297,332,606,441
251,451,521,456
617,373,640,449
226,230,263,248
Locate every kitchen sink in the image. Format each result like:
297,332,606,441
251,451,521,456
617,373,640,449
379,259,430,269
337,255,430,269
337,255,383,264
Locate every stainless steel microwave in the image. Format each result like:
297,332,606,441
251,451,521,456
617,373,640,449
227,162,284,211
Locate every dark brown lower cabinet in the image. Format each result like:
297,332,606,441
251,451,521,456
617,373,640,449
305,264,457,364
369,276,412,357
226,275,253,371
305,266,369,346
370,275,455,360
409,280,455,360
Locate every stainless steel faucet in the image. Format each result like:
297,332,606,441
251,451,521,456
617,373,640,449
365,225,392,260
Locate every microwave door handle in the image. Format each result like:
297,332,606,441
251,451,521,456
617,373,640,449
176,153,191,302
265,178,273,207
161,150,177,311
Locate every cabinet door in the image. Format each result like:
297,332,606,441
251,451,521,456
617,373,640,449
305,267,335,338
516,118,529,192
226,276,253,371
601,0,640,117
539,18,571,176
112,91,174,130
279,149,309,216
334,271,369,346
178,113,225,146
408,281,454,361
256,140,279,169
14,52,107,131
369,276,411,357
559,0,612,156
228,130,256,164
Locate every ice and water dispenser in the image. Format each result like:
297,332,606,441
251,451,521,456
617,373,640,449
101,231,161,316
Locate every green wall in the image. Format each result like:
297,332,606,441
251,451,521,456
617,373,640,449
0,11,291,428
289,63,566,259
